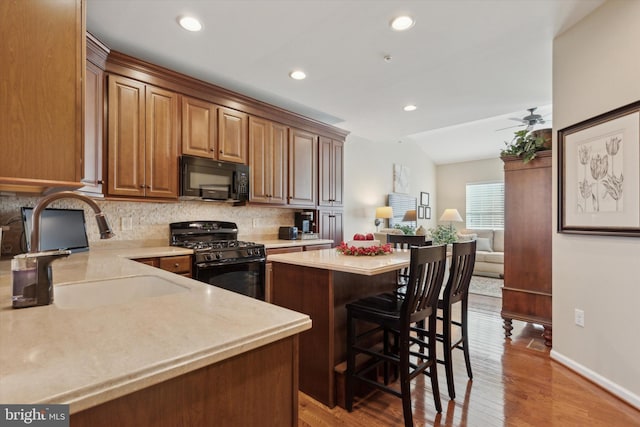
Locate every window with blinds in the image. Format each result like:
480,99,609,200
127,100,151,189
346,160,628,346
465,182,504,229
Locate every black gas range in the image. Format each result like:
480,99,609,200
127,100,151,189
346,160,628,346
170,221,266,300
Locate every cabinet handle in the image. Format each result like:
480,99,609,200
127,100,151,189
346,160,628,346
209,148,215,152
140,184,145,188
97,180,103,184
219,150,223,154
174,263,179,268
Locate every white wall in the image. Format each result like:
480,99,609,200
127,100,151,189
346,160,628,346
343,135,437,239
552,0,640,408
436,158,504,227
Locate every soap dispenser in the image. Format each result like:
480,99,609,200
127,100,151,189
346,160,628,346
12,249,71,308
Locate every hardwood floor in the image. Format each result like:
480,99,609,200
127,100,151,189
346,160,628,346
298,294,640,426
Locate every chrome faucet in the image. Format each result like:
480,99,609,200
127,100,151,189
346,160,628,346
12,191,115,308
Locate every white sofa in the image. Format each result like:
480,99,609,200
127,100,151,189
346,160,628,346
458,228,504,278
374,228,405,244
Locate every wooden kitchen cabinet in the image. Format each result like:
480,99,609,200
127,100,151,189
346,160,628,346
319,136,344,207
265,246,303,302
79,34,109,196
135,255,192,278
501,151,552,346
288,128,318,207
0,0,85,193
218,106,248,164
181,96,217,158
107,74,179,199
249,116,288,204
318,209,343,246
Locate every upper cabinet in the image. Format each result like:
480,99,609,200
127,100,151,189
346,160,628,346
181,96,217,159
181,99,248,164
249,117,288,205
288,128,318,207
107,75,179,199
218,107,248,164
318,137,343,207
79,34,109,196
0,0,85,193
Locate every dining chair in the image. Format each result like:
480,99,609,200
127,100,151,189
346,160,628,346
345,245,447,426
437,240,477,399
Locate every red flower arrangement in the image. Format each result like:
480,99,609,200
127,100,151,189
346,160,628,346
336,241,393,256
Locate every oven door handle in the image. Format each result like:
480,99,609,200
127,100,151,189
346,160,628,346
196,257,266,269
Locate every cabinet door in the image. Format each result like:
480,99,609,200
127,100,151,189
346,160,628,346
319,210,343,246
182,96,217,158
249,117,287,204
319,137,344,207
218,107,248,164
107,75,146,197
80,60,104,195
0,0,84,190
145,85,179,199
270,122,288,204
249,116,271,203
288,128,318,206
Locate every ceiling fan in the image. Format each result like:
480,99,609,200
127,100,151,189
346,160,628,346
497,107,550,131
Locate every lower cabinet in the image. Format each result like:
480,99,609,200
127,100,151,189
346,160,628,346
135,255,192,278
265,246,303,303
318,209,343,246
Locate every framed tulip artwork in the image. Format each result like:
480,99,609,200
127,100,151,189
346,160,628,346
558,100,640,237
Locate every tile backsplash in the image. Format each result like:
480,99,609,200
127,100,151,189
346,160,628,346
0,196,295,255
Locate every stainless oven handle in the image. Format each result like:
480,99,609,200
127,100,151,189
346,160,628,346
196,257,266,269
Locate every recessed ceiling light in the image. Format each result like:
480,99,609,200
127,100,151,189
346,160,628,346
390,16,415,31
403,104,417,112
178,16,202,32
289,70,306,80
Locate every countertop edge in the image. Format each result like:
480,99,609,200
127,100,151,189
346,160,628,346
61,317,311,413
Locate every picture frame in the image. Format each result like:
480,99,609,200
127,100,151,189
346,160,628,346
418,206,425,219
425,207,431,220
558,100,640,237
420,192,430,206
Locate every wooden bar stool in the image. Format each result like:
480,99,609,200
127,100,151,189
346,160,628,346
437,240,477,399
345,245,447,426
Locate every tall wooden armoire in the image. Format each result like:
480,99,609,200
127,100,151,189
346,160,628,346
501,150,552,346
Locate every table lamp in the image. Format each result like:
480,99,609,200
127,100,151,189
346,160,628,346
374,206,393,231
440,208,463,233
402,209,417,222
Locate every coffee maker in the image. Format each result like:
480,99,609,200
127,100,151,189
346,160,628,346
295,211,314,234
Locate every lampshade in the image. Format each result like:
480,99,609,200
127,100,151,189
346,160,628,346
439,208,463,223
375,206,393,219
402,209,417,222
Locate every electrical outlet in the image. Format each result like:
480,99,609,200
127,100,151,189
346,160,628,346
253,218,259,228
574,308,585,327
121,217,133,231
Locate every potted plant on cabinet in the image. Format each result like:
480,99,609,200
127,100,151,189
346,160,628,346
501,128,551,163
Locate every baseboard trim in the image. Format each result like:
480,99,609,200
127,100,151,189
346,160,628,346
550,349,640,410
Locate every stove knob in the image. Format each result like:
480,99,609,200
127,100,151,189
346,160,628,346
247,249,253,256
204,254,214,262
216,252,222,260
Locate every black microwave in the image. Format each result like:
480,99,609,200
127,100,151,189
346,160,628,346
180,155,249,202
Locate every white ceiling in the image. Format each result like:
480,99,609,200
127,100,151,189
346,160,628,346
87,0,604,164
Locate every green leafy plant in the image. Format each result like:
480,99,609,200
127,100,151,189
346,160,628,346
393,224,415,235
500,129,547,163
429,225,458,245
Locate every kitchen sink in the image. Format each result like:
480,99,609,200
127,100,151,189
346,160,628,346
55,275,190,309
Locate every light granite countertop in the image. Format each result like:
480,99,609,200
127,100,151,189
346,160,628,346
0,243,311,413
268,248,410,276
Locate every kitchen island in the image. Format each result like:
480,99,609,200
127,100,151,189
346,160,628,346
0,244,311,426
269,248,410,408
